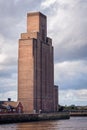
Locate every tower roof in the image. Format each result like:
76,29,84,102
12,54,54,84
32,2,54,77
27,12,46,18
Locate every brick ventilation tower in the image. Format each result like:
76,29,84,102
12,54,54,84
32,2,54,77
18,12,58,113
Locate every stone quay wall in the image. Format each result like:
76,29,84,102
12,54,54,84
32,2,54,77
70,112,87,116
0,112,70,124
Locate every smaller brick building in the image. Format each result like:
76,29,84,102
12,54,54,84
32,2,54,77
0,101,23,113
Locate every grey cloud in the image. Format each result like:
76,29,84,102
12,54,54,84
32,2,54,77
0,57,17,83
62,75,87,90
56,74,87,90
0,69,17,93
0,0,87,105
0,0,42,17
0,82,17,93
48,0,87,63
41,1,58,16
1,57,17,67
0,90,17,101
0,66,17,79
0,70,12,78
0,0,44,18
0,0,43,39
54,43,87,63
54,60,87,90
59,88,87,106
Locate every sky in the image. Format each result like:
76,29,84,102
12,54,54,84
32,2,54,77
0,0,87,106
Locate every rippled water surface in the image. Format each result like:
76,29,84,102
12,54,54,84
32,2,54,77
0,117,87,130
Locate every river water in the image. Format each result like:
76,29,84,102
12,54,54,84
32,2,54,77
0,117,87,130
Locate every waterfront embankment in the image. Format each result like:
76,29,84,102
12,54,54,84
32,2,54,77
0,112,70,124
70,112,87,116
38,112,70,120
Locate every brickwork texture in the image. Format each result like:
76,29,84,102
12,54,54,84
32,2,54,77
18,12,58,113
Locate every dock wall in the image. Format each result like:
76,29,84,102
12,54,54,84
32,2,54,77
0,112,70,124
70,112,87,116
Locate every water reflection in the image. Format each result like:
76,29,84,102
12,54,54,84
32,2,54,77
16,121,59,130
0,117,87,130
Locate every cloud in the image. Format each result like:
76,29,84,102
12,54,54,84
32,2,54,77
0,54,6,64
0,91,17,101
0,0,45,101
44,0,87,106
0,35,17,96
59,89,87,106
0,0,44,40
0,66,17,93
54,60,87,90
41,0,57,9
46,0,87,62
0,0,87,105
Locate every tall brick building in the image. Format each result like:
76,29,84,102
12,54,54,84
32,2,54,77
18,12,58,113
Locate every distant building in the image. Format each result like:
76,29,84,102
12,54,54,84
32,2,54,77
18,12,58,113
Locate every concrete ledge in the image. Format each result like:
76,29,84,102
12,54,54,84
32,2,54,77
0,114,38,124
70,112,87,116
0,112,70,124
38,112,70,121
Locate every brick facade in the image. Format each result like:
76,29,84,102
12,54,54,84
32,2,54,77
18,12,58,113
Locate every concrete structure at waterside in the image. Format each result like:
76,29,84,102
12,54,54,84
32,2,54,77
18,12,58,113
